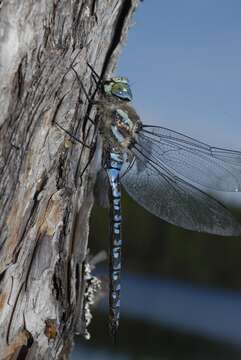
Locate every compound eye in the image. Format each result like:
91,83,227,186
111,83,133,101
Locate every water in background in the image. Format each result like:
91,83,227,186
72,278,241,359
71,191,241,359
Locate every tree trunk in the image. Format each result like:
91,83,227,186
0,1,139,358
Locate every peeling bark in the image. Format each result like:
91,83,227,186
0,1,139,358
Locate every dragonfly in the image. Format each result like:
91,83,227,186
58,63,241,340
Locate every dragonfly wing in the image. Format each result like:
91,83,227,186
138,126,241,192
121,150,241,236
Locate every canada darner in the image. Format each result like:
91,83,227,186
58,64,241,340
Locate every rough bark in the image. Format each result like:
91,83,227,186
0,1,139,358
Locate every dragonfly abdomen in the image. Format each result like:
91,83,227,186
105,152,123,339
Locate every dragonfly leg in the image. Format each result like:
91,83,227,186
55,121,94,150
70,65,99,105
78,138,97,186
87,62,101,86
70,63,103,139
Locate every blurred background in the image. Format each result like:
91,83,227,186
73,1,241,359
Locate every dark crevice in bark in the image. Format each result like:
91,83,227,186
53,272,60,301
30,172,48,215
67,258,72,305
101,0,133,77
75,263,80,300
51,91,71,126
72,2,84,28
52,262,64,310
90,0,98,21
0,269,6,282
52,205,71,304
7,276,14,305
16,332,34,360
6,282,25,345
71,2,88,51
12,56,27,102
56,152,67,190
24,232,42,292
90,0,96,16
13,173,48,265
74,259,86,335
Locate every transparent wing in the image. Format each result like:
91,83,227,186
121,148,241,236
138,125,241,192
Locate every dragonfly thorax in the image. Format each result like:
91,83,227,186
111,108,137,148
98,101,141,152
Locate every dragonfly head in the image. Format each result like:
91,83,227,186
103,77,133,102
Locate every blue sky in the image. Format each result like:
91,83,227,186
118,0,241,149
